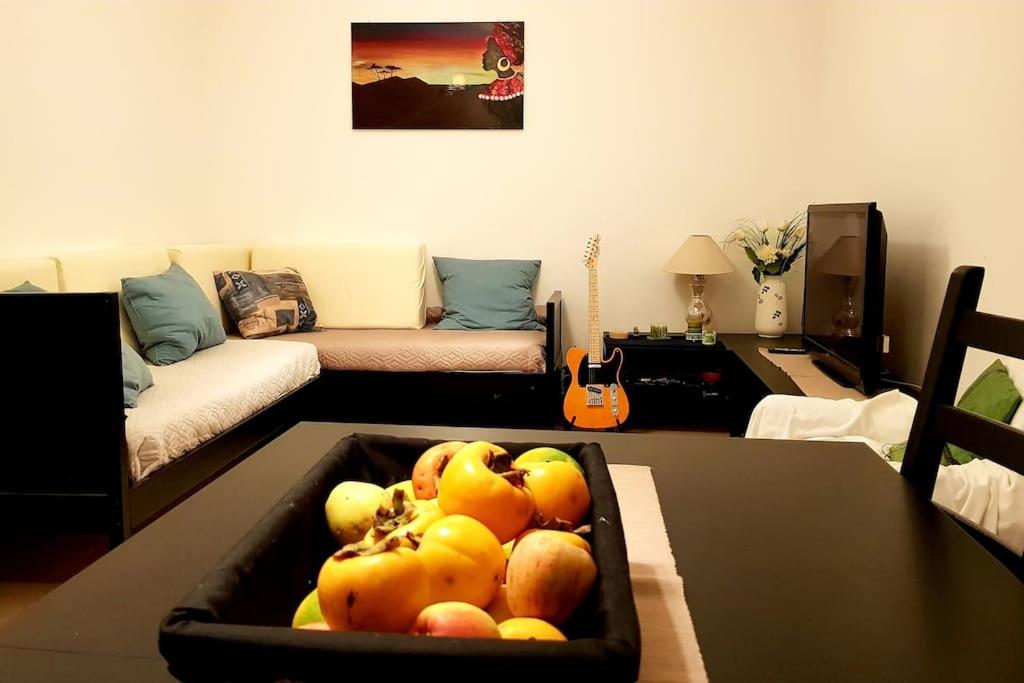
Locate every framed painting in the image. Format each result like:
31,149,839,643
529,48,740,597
351,21,525,129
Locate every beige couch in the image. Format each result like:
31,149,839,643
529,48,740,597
1,244,560,540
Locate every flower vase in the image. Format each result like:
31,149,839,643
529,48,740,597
754,275,786,338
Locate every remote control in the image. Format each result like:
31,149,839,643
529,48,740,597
768,347,807,355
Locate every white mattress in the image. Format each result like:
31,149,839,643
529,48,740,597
125,339,320,481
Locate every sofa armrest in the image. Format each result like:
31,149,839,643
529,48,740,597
545,291,563,375
0,292,129,540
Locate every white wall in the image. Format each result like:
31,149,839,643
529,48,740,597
2,0,1022,384
0,1,212,252
0,0,820,350
810,0,1024,384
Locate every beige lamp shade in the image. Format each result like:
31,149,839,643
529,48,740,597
663,234,735,275
816,235,865,276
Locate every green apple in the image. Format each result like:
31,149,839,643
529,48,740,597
291,588,323,628
514,447,584,474
325,481,387,545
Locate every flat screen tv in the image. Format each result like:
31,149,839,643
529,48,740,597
802,202,887,394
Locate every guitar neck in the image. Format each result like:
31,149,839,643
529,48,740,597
588,267,602,364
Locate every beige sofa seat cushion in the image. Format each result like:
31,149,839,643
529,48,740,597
251,244,425,329
0,257,61,292
57,248,171,348
169,244,251,330
126,338,320,481
281,325,545,374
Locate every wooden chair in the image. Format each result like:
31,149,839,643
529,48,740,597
901,266,1024,578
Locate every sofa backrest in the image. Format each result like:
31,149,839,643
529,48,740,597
0,257,61,292
250,244,426,329
168,244,251,331
57,248,171,348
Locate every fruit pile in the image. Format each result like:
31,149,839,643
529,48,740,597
291,441,596,642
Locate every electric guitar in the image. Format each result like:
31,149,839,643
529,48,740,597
563,236,630,429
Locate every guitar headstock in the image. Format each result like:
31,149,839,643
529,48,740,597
583,235,601,270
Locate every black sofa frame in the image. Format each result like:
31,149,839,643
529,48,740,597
0,291,562,545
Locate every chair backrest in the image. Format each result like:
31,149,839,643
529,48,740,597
901,266,1024,498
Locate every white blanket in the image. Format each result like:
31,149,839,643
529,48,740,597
746,391,1024,555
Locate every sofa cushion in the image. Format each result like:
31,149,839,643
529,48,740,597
433,257,545,331
280,325,545,374
0,257,60,292
214,267,318,339
121,263,227,365
122,344,154,408
250,244,425,329
58,248,171,348
3,281,47,293
125,338,320,481
948,359,1022,464
168,244,251,330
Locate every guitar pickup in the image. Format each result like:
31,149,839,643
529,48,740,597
586,384,604,406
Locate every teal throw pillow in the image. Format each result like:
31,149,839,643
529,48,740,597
433,257,544,331
3,281,47,293
947,359,1022,464
122,344,154,408
122,262,226,365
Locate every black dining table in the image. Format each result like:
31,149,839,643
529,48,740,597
1,422,1022,681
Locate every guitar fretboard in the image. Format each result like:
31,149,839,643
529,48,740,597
588,267,601,365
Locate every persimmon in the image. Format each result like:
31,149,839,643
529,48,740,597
498,617,567,641
415,514,505,608
437,441,534,543
519,460,591,528
362,491,443,547
317,538,430,633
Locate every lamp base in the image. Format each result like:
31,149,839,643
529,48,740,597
686,275,711,341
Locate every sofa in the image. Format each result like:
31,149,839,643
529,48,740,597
0,244,563,543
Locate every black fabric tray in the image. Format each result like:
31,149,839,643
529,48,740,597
159,433,640,682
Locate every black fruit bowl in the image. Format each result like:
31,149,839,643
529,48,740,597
159,433,640,682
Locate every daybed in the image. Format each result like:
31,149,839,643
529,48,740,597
0,244,562,543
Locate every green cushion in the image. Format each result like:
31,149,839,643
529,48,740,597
947,359,1022,464
433,257,544,331
122,262,226,365
121,344,154,408
3,281,47,293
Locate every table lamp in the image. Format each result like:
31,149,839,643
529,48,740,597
663,235,735,341
816,235,865,337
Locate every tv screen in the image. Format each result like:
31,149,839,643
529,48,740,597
803,203,886,393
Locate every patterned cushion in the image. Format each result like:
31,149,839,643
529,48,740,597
214,268,318,339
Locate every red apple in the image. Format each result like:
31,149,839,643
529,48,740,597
410,601,500,639
412,441,466,499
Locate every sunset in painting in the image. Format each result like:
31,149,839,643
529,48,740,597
351,22,525,129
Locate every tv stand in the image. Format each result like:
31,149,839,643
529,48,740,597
811,357,856,388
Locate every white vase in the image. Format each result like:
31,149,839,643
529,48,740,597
754,275,786,338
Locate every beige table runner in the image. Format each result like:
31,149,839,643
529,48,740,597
609,464,708,683
758,347,865,401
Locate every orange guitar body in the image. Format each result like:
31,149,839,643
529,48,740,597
563,346,630,430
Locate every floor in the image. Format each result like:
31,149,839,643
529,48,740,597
0,533,107,629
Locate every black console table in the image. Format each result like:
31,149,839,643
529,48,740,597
603,332,806,435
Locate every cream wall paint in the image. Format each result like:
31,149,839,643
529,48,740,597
810,0,1024,385
0,0,212,253
3,0,1021,384
0,0,820,350
196,0,822,348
